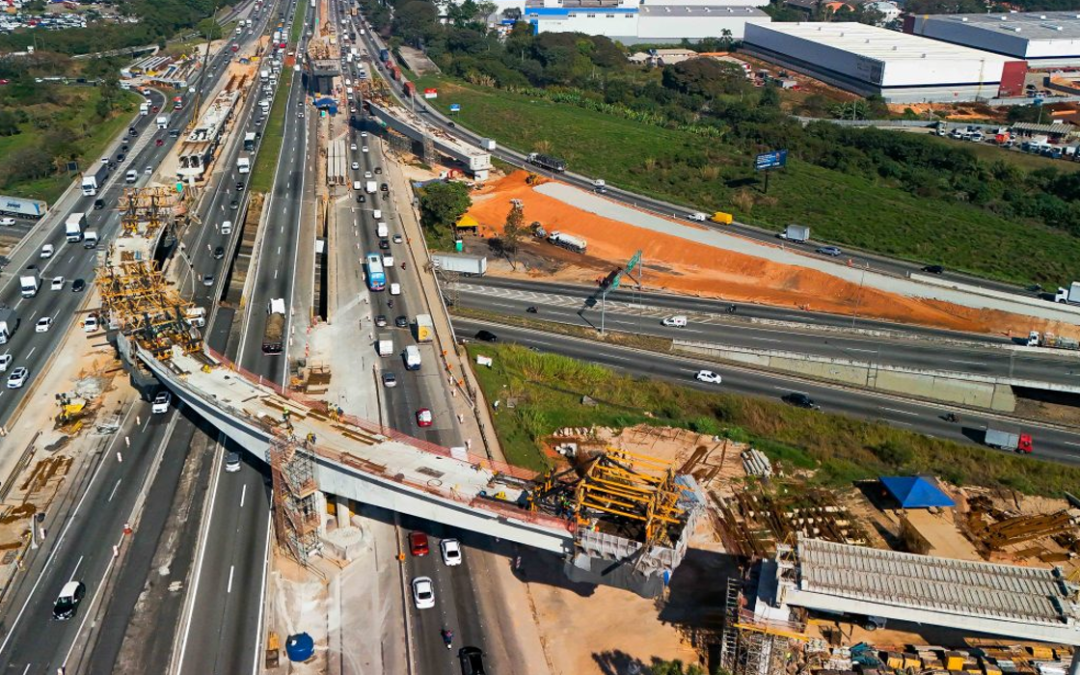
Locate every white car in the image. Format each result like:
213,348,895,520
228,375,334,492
352,161,360,170
695,370,722,384
0,217,15,226
224,451,242,473
361,146,369,153
411,576,435,609
0,353,11,373
360,131,368,138
661,315,687,328
382,255,394,267
6,366,28,389
440,538,462,566
40,244,54,258
83,315,99,332
364,171,372,179
350,143,357,151
50,276,64,291
389,282,401,296
35,317,53,333
151,391,171,414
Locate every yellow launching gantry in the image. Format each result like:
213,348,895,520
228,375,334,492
119,187,178,237
96,262,202,360
528,448,689,550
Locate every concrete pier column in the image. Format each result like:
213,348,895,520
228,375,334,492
335,494,350,529
1069,650,1080,675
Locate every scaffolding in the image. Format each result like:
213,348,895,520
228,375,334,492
118,186,179,238
269,433,321,565
96,262,202,360
720,575,808,675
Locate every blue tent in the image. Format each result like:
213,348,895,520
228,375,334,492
879,476,955,508
312,97,338,115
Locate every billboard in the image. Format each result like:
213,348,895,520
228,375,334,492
755,150,787,171
423,88,437,99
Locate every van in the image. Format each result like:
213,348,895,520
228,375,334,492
221,220,233,235
125,169,138,183
373,209,382,219
403,344,421,370
353,180,362,191
377,222,388,238
390,282,401,295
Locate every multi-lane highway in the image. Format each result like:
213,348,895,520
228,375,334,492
451,277,1080,386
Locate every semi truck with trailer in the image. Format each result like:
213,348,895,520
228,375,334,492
431,253,487,276
984,428,1033,454
547,231,587,254
0,307,16,344
0,195,47,219
415,314,434,343
1026,331,1079,350
263,298,287,354
65,212,86,243
526,153,567,172
81,164,109,196
1054,282,1080,305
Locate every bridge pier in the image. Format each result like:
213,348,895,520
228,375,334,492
1070,650,1079,675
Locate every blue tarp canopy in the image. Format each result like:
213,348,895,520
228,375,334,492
312,97,338,115
879,476,955,508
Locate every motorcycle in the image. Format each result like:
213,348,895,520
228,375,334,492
943,412,959,423
441,629,453,650
526,306,538,314
728,304,737,314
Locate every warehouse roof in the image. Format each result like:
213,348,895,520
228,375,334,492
752,22,1011,62
922,11,1080,42
639,4,768,16
796,537,1076,626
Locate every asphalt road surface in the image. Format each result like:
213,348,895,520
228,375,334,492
451,317,1080,466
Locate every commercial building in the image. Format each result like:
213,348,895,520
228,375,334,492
907,11,1080,69
743,22,1022,102
523,0,772,42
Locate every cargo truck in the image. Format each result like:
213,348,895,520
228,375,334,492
431,253,487,276
65,212,86,243
81,164,109,196
403,344,421,370
1054,282,1080,305
547,231,586,254
780,224,810,243
526,153,567,172
0,195,47,218
0,307,16,344
83,230,99,248
984,428,1033,454
1026,331,1080,351
139,101,150,115
156,114,169,129
19,269,41,298
237,155,251,174
415,314,434,343
480,138,496,151
710,211,733,225
263,298,287,354
376,333,393,357
243,132,257,152
365,180,377,194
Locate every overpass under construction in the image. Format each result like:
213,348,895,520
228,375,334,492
364,99,491,180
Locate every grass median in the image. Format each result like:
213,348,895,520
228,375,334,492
250,3,306,194
466,332,1080,496
417,77,1080,286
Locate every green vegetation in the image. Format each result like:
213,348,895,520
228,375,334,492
421,78,1080,285
417,181,471,250
469,343,1080,496
249,69,292,194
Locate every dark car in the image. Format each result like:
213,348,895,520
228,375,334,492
93,199,105,210
475,330,498,343
53,581,86,621
782,392,819,410
236,181,245,192
213,246,225,260
128,127,138,136
357,194,366,203
72,278,86,293
395,315,408,328
169,129,180,138
116,153,126,162
121,144,129,152
380,183,388,192
459,647,486,675
922,264,945,274
229,200,239,210
374,167,382,174
378,239,390,250
375,314,387,327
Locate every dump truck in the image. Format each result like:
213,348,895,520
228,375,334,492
526,152,567,172
376,333,393,357
431,253,486,276
65,212,86,243
19,269,41,298
1026,331,1080,350
415,314,434,343
81,164,109,196
984,428,1033,454
548,231,587,254
1054,282,1080,305
780,224,810,243
263,298,286,354
0,307,16,344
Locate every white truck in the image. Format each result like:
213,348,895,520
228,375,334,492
432,253,487,276
0,195,48,219
365,180,377,194
81,164,109,196
125,169,138,183
547,231,587,254
260,68,270,81
19,270,41,298
185,306,207,328
0,307,16,344
156,114,169,129
480,138,496,151
403,344,421,370
139,101,150,115
237,155,251,174
65,212,86,243
780,224,810,243
376,333,393,357
1054,282,1080,305
83,230,99,249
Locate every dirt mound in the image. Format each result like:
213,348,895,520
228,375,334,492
465,172,1074,337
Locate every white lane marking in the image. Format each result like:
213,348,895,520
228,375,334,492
949,359,984,366
240,484,247,509
846,348,877,353
69,555,84,582
108,479,122,503
882,407,920,417
28,310,37,322
26,347,35,359
227,565,235,594
1063,442,1080,448
277,246,281,255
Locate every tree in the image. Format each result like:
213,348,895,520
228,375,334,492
502,200,524,263
662,58,749,98
759,83,780,108
1007,103,1042,124
0,110,19,137
393,0,439,47
419,181,471,235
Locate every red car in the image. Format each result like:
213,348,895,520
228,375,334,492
152,105,159,113
409,532,429,556
155,138,164,146
416,408,433,428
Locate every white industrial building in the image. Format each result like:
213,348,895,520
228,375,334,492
907,11,1080,69
522,0,772,42
743,22,1021,102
